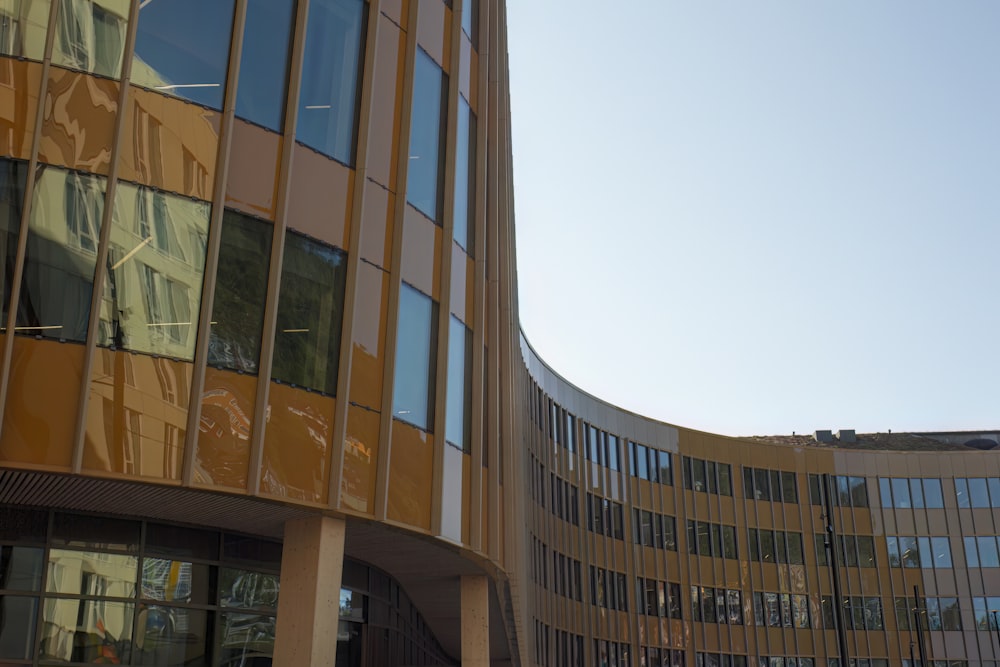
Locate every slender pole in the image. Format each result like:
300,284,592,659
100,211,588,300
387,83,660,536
821,474,851,667
913,585,928,667
909,641,916,667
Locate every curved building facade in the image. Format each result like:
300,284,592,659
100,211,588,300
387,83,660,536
0,1,997,666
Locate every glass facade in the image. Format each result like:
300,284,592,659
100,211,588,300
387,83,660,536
392,283,438,432
407,49,447,222
235,0,296,132
52,0,129,78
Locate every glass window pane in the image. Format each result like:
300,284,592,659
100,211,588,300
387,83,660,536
786,532,803,565
218,611,275,665
781,471,797,503
134,604,210,665
461,0,477,44
391,283,438,431
659,451,671,484
636,445,648,480
40,598,134,662
759,530,775,562
900,536,919,568
718,463,732,496
754,468,770,500
445,316,472,451
887,536,900,566
53,0,129,78
891,478,910,508
207,211,271,372
879,478,892,507
978,536,1000,568
407,49,447,222
969,478,990,507
47,549,138,596
989,478,1000,507
850,476,868,507
145,523,219,561
98,183,209,359
964,537,979,568
51,512,140,552
271,231,347,395
296,0,366,163
931,537,952,568
18,166,106,342
0,159,26,322
923,479,944,508
0,595,37,659
0,0,51,60
909,478,925,508
132,0,235,109
0,546,43,591
453,96,475,253
220,568,280,610
857,536,875,567
235,0,295,131
955,478,969,508
917,537,932,568
141,558,211,605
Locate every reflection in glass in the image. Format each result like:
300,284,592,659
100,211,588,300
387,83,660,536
218,611,275,666
98,181,209,359
271,230,347,394
0,595,37,659
297,0,366,164
0,159,26,322
208,211,271,372
220,568,279,610
18,166,105,342
142,558,211,605
52,512,140,552
131,0,235,109
0,0,51,60
462,0,477,45
46,549,138,596
52,0,129,78
134,605,209,667
0,545,43,590
445,315,471,451
392,284,438,431
40,598,133,663
236,0,295,132
407,50,447,222
454,96,476,252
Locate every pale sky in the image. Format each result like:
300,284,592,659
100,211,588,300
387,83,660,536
507,1,1000,437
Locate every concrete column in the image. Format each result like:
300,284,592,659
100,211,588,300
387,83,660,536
461,575,490,667
273,516,346,667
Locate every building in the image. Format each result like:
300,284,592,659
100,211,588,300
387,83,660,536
0,1,998,666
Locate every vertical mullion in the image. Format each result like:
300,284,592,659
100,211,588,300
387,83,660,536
181,0,250,487
0,0,61,439
245,0,311,495
329,0,384,509
70,0,142,473
373,0,420,522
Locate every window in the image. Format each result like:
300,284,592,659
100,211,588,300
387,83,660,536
752,592,809,628
956,477,1000,508
461,0,477,46
973,597,1000,631
207,211,271,372
235,0,295,131
632,508,676,550
0,159,26,323
692,586,743,625
688,521,737,559
453,96,476,253
965,535,1000,568
132,0,236,108
444,316,472,451
809,474,868,507
635,577,681,619
747,529,803,564
53,0,128,78
271,231,348,395
743,466,797,502
391,284,438,430
883,478,948,509
0,0,49,60
887,535,952,569
683,456,731,495
406,49,447,222
296,0,367,163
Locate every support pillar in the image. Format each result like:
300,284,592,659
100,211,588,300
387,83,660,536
461,575,490,667
273,516,346,667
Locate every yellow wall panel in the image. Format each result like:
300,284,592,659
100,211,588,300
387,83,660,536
286,144,352,249
225,119,281,221
342,404,379,515
259,382,334,504
0,337,82,468
348,261,389,411
38,68,118,175
193,367,257,490
387,419,434,530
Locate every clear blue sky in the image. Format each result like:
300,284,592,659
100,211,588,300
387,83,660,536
507,1,1000,437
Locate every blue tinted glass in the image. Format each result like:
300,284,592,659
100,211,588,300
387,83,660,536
965,537,979,567
132,0,235,109
978,537,1000,568
296,0,366,163
453,99,475,251
891,478,910,508
444,316,471,451
923,479,944,508
955,478,969,508
989,478,1000,507
878,478,892,507
461,0,476,42
236,0,295,131
969,478,990,507
407,50,447,222
392,284,438,431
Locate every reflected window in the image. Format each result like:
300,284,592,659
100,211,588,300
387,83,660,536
18,166,106,342
454,96,476,253
392,283,438,431
271,230,347,395
0,159,26,323
407,49,447,222
235,0,295,132
462,0,477,46
132,0,235,109
296,0,366,164
208,210,272,373
53,0,129,78
98,181,209,359
445,315,471,451
0,0,51,60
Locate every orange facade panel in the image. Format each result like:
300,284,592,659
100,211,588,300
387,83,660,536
286,143,353,250
400,204,443,299
342,403,380,515
193,367,257,490
259,381,334,505
416,0,451,73
358,179,393,269
449,243,473,324
0,58,42,160
348,261,389,411
83,349,191,480
386,419,434,530
0,338,83,468
367,14,405,192
38,68,118,176
118,87,220,200
225,119,281,221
